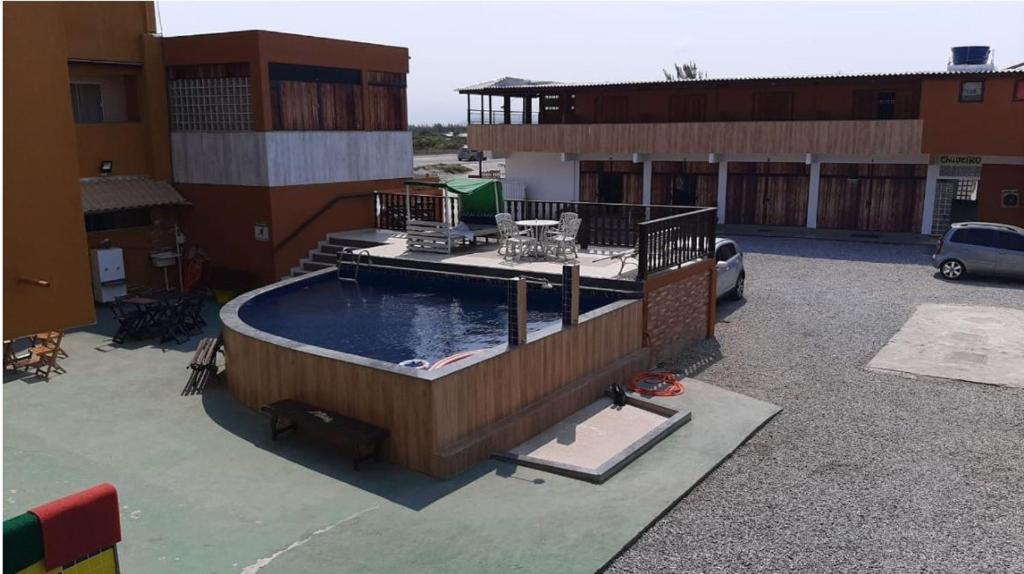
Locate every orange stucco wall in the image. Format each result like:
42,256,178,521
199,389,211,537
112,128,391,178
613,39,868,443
978,164,1024,227
177,179,408,290
176,184,276,288
921,76,1024,156
4,2,96,337
269,179,407,279
61,1,154,62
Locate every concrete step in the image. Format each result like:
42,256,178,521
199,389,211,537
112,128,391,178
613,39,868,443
300,258,332,272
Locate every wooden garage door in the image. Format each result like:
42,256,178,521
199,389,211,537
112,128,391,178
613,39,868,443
725,162,809,226
817,164,925,232
579,161,643,203
650,161,717,207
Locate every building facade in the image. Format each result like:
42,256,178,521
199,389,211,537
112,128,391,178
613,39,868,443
4,2,412,337
4,1,183,338
163,30,412,288
461,68,1024,235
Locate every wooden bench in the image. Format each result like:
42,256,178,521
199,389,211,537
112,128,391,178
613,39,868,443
260,399,389,470
183,336,221,395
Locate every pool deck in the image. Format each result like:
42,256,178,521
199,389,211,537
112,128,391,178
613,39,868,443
330,228,640,281
3,306,779,573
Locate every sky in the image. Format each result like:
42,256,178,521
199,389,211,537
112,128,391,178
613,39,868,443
157,1,1024,125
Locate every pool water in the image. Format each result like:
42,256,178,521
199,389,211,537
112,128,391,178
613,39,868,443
239,269,621,365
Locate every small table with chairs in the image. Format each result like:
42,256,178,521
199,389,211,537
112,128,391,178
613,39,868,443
496,212,582,262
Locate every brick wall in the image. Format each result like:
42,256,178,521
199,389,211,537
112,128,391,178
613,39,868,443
644,260,713,359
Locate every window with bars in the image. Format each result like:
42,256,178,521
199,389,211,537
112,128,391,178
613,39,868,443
954,179,978,201
168,76,253,131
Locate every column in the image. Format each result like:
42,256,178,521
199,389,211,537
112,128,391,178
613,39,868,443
507,277,528,346
806,161,821,229
562,264,580,327
716,161,729,224
921,164,940,235
641,160,652,205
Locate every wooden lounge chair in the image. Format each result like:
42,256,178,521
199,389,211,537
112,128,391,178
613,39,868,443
406,219,467,254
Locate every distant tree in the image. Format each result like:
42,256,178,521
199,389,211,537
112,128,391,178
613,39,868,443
663,61,706,81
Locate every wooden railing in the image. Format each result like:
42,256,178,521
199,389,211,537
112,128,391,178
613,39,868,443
637,207,717,280
375,192,460,230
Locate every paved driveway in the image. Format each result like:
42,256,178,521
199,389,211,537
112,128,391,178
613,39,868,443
609,237,1024,573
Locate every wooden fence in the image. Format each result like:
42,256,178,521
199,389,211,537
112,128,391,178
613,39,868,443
637,207,717,280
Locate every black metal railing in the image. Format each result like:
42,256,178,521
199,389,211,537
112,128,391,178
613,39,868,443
637,207,717,280
374,192,459,230
504,200,700,249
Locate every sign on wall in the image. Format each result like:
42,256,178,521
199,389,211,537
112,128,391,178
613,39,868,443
938,155,983,167
254,223,270,242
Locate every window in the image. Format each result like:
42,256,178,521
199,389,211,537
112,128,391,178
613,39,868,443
1015,80,1024,102
996,231,1024,252
715,243,737,262
84,209,152,232
669,94,707,122
959,80,984,103
954,179,978,201
70,83,103,123
876,91,896,119
168,63,253,131
951,228,998,247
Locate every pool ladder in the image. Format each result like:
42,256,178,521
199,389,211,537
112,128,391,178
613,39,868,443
337,248,372,283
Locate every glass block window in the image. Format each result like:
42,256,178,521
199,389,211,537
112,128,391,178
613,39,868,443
168,76,253,131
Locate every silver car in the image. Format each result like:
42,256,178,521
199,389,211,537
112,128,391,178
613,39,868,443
715,238,745,299
933,222,1024,280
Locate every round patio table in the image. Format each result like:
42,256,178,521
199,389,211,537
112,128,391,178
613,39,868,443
515,219,559,258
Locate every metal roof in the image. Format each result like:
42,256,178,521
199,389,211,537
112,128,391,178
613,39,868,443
458,69,1024,93
80,176,190,214
458,76,562,92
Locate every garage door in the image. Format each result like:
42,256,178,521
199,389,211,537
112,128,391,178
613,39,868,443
725,162,809,226
650,161,717,207
817,164,925,232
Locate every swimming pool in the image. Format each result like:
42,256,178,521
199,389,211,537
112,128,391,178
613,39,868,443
237,267,623,364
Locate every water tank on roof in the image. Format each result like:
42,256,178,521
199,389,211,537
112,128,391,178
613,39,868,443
952,46,991,65
948,46,995,71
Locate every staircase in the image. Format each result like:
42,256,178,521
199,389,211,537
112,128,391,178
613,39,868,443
287,233,382,278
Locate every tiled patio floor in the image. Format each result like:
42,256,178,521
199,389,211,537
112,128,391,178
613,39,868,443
332,228,640,280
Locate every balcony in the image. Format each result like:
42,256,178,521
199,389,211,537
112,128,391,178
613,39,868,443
469,120,924,157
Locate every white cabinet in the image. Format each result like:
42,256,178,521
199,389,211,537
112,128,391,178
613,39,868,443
90,248,127,303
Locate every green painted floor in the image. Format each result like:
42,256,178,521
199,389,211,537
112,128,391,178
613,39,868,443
3,307,779,573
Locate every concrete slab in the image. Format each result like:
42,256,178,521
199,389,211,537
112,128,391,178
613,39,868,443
868,303,1024,388
4,307,779,574
509,398,667,469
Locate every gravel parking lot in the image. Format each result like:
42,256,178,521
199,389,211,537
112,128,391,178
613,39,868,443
608,237,1024,573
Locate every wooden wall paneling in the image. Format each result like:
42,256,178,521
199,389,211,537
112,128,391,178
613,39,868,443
467,120,924,156
623,173,643,204
223,299,644,478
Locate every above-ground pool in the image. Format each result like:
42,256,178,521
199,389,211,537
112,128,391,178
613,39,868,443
238,266,624,364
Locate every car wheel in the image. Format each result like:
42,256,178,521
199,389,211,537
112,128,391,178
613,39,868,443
730,273,745,300
940,259,965,280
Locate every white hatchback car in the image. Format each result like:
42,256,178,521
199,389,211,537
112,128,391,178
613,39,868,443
714,238,745,299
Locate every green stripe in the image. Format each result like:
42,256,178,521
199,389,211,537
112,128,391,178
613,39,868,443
3,512,44,574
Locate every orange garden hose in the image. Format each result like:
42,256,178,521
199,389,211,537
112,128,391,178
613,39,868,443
627,371,684,397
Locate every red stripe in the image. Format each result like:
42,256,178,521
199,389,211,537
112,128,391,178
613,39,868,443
30,483,121,569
